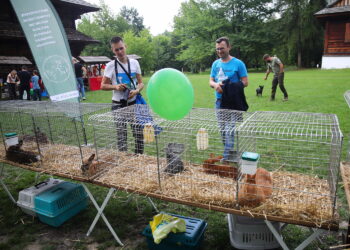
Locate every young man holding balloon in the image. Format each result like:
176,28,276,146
209,37,249,162
101,36,145,154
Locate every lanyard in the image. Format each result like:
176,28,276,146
114,59,136,89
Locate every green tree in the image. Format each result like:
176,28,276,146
77,0,130,57
173,0,275,71
174,0,226,72
120,6,145,35
123,30,155,74
275,0,327,67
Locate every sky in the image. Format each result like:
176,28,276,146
85,0,187,36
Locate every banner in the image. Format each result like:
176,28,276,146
10,0,79,102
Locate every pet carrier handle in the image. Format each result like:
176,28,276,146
35,181,48,189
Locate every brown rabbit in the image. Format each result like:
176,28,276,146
22,127,49,144
238,168,273,207
203,154,238,179
81,153,99,176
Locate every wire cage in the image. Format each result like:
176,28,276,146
0,101,343,227
89,105,251,206
235,111,343,225
0,101,112,180
89,105,342,227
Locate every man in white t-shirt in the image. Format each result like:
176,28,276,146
101,36,145,154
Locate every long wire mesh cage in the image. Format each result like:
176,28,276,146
0,100,113,180
235,111,343,228
88,105,251,207
88,106,343,229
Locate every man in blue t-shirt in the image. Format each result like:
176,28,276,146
209,37,249,162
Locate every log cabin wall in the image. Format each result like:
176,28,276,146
325,20,350,55
334,0,350,7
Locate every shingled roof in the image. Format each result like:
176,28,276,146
315,0,350,16
78,56,111,63
52,0,99,12
0,22,99,43
0,56,32,65
315,5,350,15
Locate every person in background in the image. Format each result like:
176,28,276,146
101,36,144,154
101,64,106,75
31,70,41,101
18,65,31,100
6,69,20,100
92,65,99,77
209,36,249,162
263,54,288,101
73,58,87,100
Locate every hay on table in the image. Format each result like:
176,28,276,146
0,143,337,227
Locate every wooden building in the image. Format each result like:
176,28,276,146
315,0,350,69
0,0,100,81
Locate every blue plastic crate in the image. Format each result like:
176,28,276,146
34,182,88,227
142,213,207,250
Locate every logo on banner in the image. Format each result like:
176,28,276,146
43,55,70,83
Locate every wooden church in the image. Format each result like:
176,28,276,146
315,0,350,69
0,0,100,81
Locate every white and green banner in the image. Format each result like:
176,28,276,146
10,0,79,102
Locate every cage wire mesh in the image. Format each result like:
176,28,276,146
235,111,342,223
344,90,350,161
0,101,112,179
89,106,342,225
89,105,250,207
0,101,343,226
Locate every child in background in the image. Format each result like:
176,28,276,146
31,70,41,101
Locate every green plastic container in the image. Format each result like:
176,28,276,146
241,152,260,174
241,152,260,161
34,182,88,227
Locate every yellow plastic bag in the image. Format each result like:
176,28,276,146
150,213,186,244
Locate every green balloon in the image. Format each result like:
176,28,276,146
147,68,194,120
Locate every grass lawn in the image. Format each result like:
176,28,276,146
1,68,350,249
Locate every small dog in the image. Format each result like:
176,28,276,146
256,85,264,97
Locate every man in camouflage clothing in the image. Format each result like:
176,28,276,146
263,54,288,101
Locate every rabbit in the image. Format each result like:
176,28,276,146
238,167,273,207
22,127,49,144
256,85,264,97
81,153,101,176
203,154,238,179
6,139,40,164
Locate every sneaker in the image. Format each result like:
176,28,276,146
82,97,86,100
283,97,288,101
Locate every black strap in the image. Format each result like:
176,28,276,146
114,59,136,89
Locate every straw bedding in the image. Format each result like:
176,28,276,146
0,142,336,226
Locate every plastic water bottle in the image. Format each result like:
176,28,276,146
217,67,227,82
